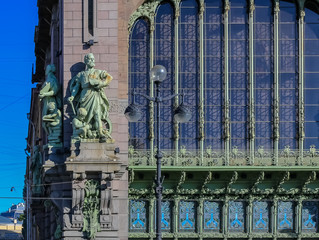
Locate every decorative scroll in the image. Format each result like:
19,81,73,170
228,201,245,232
252,201,270,232
278,201,294,231
130,200,147,232
203,201,220,231
179,201,196,231
302,201,318,232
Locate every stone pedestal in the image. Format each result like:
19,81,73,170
64,142,127,239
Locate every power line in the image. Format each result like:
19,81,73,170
0,94,28,112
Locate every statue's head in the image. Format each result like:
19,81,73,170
77,108,87,119
45,64,56,75
48,102,56,112
84,53,95,69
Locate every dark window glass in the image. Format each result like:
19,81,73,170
155,2,175,149
305,8,319,149
229,0,248,150
279,2,298,149
204,0,223,149
179,0,199,149
255,1,273,149
129,18,150,149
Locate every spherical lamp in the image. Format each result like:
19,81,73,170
150,65,167,84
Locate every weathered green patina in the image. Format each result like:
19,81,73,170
68,53,113,143
42,102,62,146
40,64,62,146
82,179,100,239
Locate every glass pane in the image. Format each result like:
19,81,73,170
255,7,272,22
305,73,319,88
280,5,296,22
278,201,294,232
179,201,196,231
129,200,148,232
228,201,245,232
204,201,221,231
302,201,319,232
253,201,270,232
154,201,172,232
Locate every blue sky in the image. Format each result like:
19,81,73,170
0,0,38,212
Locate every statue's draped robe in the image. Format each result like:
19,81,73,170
70,69,110,130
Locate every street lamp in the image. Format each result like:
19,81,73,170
125,65,192,240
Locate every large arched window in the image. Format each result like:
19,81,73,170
128,0,319,165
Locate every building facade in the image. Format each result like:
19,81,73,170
27,0,319,239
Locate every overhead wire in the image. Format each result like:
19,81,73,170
0,94,29,112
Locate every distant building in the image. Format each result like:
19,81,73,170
1,203,25,221
0,203,24,240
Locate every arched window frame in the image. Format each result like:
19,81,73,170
128,0,319,166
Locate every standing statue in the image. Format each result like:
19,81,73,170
39,64,62,146
68,53,113,142
42,102,62,145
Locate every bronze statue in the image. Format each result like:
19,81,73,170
68,53,113,142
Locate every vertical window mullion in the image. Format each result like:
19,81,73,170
249,0,255,164
274,2,280,165
199,1,205,164
297,199,303,235
224,0,231,165
149,198,155,235
150,21,155,164
298,9,305,164
174,5,179,160
273,197,278,235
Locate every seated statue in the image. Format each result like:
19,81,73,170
72,108,92,139
42,102,62,145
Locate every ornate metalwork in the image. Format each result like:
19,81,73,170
228,201,245,232
129,147,319,167
203,201,220,231
128,1,159,32
277,201,294,231
130,200,148,232
252,201,270,232
302,201,318,232
179,201,196,231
